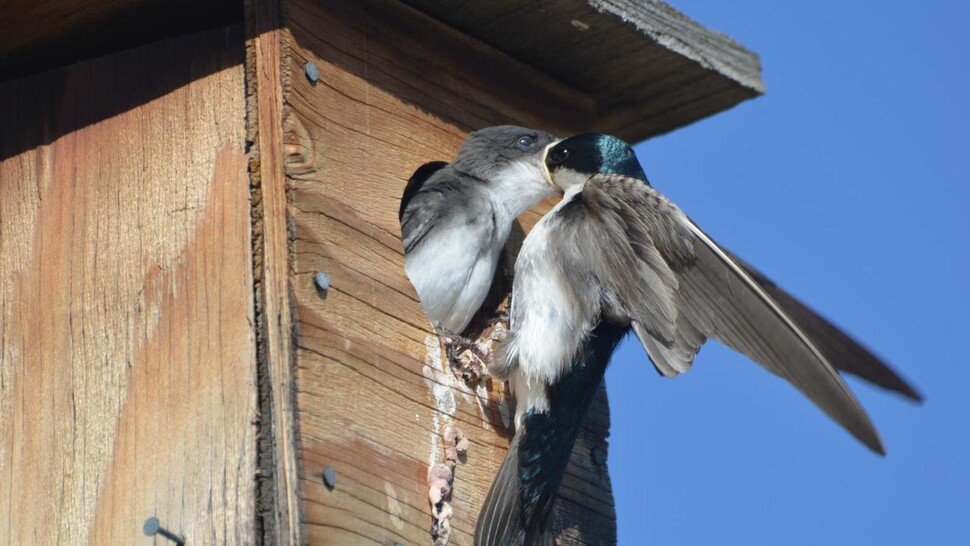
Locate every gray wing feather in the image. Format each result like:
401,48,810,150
678,220,883,453
400,161,448,254
550,189,683,345
584,175,884,454
401,186,446,254
727,251,923,402
634,319,704,377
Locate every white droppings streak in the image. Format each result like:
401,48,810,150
474,382,491,431
385,482,405,531
422,335,456,467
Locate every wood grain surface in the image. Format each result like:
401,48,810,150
405,0,764,141
280,0,615,544
0,27,257,545
0,1,763,543
246,0,305,541
0,0,241,82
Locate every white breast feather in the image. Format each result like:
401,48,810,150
407,159,553,334
504,186,589,388
508,369,550,429
405,224,498,333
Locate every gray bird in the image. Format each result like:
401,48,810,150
399,126,557,337
475,133,920,545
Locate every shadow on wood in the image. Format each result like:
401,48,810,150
0,26,245,162
0,0,242,83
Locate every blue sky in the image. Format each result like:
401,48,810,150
606,2,969,544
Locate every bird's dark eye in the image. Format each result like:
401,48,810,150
516,135,535,149
548,146,569,165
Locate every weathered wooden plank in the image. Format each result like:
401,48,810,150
2,0,763,143
281,0,615,544
0,27,256,545
0,0,240,82
404,0,765,141
246,0,305,542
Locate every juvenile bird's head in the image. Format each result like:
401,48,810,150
542,133,648,192
453,126,556,175
451,126,559,214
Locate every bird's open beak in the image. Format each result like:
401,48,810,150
540,140,560,190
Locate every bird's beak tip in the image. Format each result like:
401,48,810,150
541,140,560,191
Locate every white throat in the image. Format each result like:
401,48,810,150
488,159,557,220
550,167,589,193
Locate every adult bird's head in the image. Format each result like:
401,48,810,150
542,133,648,192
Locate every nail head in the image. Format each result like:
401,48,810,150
323,465,337,490
591,446,607,466
304,61,319,84
314,271,330,293
143,516,186,545
143,517,161,536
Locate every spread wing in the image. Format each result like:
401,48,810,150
569,173,885,454
727,250,923,402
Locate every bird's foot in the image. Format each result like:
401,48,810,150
439,331,489,385
486,308,510,331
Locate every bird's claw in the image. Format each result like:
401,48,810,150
439,332,489,385
487,308,510,330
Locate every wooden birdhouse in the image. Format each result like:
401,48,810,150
0,1,762,544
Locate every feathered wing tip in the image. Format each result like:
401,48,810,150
681,220,886,454
475,432,525,546
592,172,886,453
637,246,923,405
725,250,924,403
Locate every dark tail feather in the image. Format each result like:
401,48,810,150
728,250,923,402
475,431,526,546
475,322,627,545
474,426,568,546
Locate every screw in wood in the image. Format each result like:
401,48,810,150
143,517,186,545
322,464,337,490
590,445,607,466
304,61,319,84
314,271,331,296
